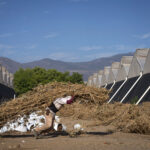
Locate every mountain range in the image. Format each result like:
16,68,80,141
0,52,133,81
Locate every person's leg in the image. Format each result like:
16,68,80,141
34,110,55,134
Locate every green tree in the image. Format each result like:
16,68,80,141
60,71,70,82
14,68,37,95
32,67,48,84
47,69,62,82
69,72,83,83
14,67,84,95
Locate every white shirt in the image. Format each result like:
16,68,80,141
53,96,72,110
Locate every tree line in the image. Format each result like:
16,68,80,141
14,67,83,95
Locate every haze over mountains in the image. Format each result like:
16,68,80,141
0,52,133,81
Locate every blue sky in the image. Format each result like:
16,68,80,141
0,0,150,63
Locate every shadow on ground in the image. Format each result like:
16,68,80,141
0,131,113,139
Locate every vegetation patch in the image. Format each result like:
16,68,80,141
14,67,83,95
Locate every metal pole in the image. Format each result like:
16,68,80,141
107,77,128,103
109,80,116,90
136,86,150,105
104,83,107,88
120,72,143,103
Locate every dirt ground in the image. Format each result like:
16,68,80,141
0,117,150,150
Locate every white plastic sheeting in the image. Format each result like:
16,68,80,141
143,48,150,75
128,49,149,78
91,73,98,87
74,124,84,131
0,112,66,133
2,66,7,85
87,76,92,86
107,62,120,84
115,56,133,82
101,66,111,86
9,73,14,87
96,70,103,87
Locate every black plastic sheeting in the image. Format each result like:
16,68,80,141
109,80,124,98
123,73,150,103
111,76,139,102
106,83,113,90
0,83,15,104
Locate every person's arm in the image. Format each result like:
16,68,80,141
66,96,75,104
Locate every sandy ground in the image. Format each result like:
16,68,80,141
0,117,150,150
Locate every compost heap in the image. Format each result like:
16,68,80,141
0,82,109,129
61,102,150,134
0,82,150,134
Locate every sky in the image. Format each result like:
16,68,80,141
0,0,150,63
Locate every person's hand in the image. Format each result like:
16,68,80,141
74,95,79,100
45,108,50,115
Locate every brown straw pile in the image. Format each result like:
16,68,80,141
0,82,109,129
97,102,150,134
60,102,150,134
0,82,150,134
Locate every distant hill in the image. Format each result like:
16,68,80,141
0,52,133,81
